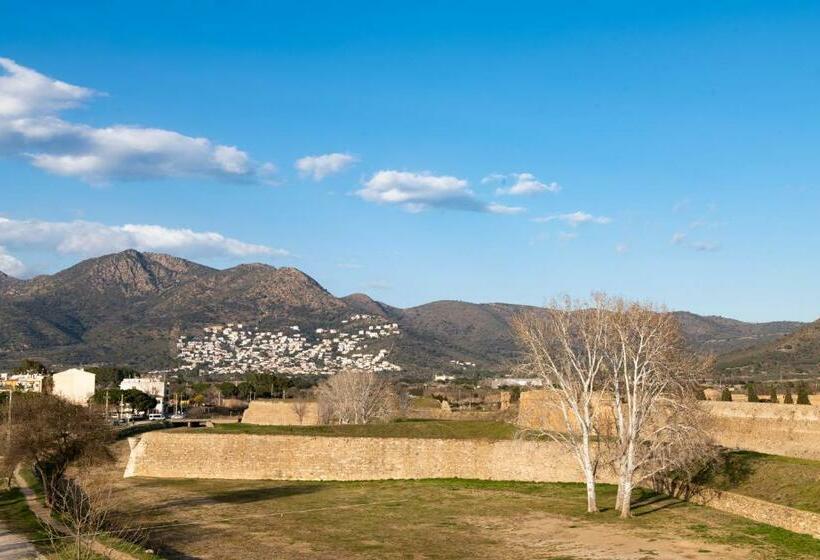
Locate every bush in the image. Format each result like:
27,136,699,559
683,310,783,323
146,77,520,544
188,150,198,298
796,382,811,405
783,387,794,404
720,387,732,402
768,385,779,404
746,383,759,403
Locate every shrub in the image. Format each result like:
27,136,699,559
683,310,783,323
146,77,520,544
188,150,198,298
768,385,779,404
796,382,811,405
783,387,794,404
720,387,732,402
746,382,759,403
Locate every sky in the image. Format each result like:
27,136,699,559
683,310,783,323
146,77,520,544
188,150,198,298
0,1,818,322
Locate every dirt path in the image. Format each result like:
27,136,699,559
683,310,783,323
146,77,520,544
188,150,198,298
470,513,758,560
0,520,37,559
13,467,137,560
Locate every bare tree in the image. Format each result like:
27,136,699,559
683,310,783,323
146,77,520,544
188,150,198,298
316,369,396,425
291,400,309,425
512,294,610,513
45,473,148,560
604,299,714,517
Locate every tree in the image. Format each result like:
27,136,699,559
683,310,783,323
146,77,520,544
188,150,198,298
14,359,48,374
122,389,158,414
768,385,779,404
604,298,712,518
796,382,811,405
1,394,113,506
236,381,255,400
316,369,396,425
720,387,733,402
746,382,759,403
783,384,794,404
512,294,610,513
291,400,309,425
218,382,238,399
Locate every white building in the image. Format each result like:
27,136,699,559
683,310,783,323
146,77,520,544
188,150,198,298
120,376,168,412
52,368,96,406
0,373,45,393
484,377,544,389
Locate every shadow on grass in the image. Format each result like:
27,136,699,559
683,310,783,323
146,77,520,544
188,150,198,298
154,483,323,510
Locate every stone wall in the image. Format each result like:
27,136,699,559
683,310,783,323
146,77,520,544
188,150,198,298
125,431,612,483
517,390,820,460
241,400,320,425
692,489,820,538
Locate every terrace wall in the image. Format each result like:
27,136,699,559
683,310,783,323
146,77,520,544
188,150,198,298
124,431,612,483
517,390,820,460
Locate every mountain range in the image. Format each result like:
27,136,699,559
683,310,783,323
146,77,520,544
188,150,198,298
0,250,812,377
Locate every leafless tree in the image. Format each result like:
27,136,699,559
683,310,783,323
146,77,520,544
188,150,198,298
604,299,714,517
316,369,396,424
291,400,309,425
512,294,611,513
45,473,148,560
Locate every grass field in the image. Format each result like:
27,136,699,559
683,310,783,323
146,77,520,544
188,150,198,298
105,473,820,560
200,419,520,439
706,451,820,514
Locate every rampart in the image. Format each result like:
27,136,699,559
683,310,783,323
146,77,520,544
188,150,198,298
241,400,320,425
124,431,611,482
518,390,820,460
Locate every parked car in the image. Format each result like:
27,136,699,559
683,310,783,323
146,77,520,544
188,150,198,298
170,412,186,419
148,413,166,421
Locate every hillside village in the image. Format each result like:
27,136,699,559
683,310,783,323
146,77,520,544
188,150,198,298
175,314,402,375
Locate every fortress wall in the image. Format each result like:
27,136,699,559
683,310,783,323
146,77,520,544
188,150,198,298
692,490,820,539
125,431,615,483
518,391,820,460
241,400,320,426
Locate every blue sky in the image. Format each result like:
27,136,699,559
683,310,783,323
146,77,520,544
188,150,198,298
0,1,818,322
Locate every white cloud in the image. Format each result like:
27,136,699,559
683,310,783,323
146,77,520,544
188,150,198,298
0,58,276,184
358,170,521,214
558,231,578,241
295,152,357,181
671,232,687,245
483,172,560,196
691,241,720,252
0,246,25,276
615,243,629,254
487,203,525,215
0,217,286,261
671,232,720,252
533,211,612,226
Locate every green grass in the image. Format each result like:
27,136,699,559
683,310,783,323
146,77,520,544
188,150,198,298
200,419,520,439
705,451,820,514
0,486,49,549
113,477,820,559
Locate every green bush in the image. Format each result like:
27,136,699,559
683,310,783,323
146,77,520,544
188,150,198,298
796,382,811,405
720,387,732,402
746,382,759,403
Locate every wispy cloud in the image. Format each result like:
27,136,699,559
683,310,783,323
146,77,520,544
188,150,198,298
615,243,629,254
295,152,357,181
0,57,276,184
482,172,559,196
357,170,524,214
0,217,286,276
671,232,720,252
533,211,612,226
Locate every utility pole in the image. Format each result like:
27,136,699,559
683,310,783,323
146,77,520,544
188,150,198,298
5,389,11,450
105,389,109,418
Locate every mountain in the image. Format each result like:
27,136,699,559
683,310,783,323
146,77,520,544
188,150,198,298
671,312,804,355
0,250,808,375
716,319,820,380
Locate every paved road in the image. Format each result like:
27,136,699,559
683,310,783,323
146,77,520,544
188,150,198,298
0,521,37,559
